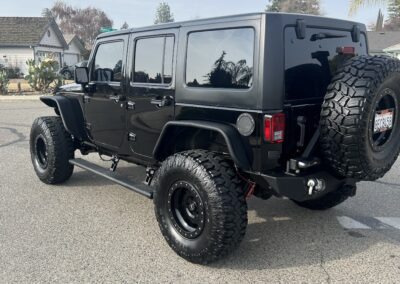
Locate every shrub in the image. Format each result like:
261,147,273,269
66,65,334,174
25,58,64,93
0,69,9,94
5,66,22,79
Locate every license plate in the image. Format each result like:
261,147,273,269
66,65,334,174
374,109,394,133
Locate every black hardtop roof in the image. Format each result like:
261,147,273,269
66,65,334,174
97,12,365,40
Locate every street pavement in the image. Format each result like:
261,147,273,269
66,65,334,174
1,100,400,283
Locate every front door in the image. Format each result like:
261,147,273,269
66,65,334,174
84,38,127,151
126,31,177,158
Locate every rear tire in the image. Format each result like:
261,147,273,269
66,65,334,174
320,55,400,181
30,116,74,184
153,150,248,264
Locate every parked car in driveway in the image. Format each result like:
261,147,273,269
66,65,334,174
59,61,88,79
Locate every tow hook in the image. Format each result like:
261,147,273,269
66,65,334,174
307,178,326,195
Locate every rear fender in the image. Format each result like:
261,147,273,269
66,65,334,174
153,120,253,171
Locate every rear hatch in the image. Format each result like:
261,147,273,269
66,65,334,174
282,23,368,162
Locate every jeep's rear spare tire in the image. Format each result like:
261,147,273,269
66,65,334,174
320,55,400,181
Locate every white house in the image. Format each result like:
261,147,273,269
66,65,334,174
0,17,85,75
63,34,86,66
367,31,400,58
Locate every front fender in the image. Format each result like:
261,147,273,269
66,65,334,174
153,120,253,171
40,95,87,140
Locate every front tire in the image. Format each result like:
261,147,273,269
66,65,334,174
153,150,248,264
30,116,74,184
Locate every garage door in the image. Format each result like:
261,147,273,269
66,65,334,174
64,53,79,67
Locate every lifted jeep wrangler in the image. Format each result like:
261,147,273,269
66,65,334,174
30,13,400,264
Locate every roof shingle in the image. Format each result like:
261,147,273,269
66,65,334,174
367,31,400,53
0,17,65,47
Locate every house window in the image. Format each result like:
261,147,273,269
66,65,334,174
186,28,254,89
47,30,51,37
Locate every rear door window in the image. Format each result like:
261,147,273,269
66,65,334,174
134,36,174,85
284,27,367,101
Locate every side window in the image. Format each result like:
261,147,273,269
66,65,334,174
186,28,254,89
92,41,124,82
133,36,174,84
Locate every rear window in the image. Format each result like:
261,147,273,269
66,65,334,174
284,27,367,101
186,28,254,89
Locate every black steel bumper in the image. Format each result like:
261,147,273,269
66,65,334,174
249,170,357,202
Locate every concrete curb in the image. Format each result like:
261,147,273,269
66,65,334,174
0,95,45,101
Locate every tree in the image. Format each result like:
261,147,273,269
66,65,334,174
388,0,400,18
154,2,174,24
355,1,399,30
41,8,54,18
370,9,384,31
384,0,400,29
121,22,129,30
203,51,253,88
49,1,113,48
266,0,321,15
349,0,387,15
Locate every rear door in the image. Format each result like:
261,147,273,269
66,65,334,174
84,36,128,151
126,29,178,158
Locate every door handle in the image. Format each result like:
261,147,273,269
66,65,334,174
150,96,173,107
109,94,126,103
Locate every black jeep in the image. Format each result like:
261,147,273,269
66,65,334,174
30,13,400,264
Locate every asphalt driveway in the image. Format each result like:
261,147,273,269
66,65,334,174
1,100,400,283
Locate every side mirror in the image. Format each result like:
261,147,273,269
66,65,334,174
75,67,89,85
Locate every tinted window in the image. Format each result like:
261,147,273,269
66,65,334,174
163,37,174,84
93,41,124,82
134,36,174,84
186,28,254,89
285,27,367,100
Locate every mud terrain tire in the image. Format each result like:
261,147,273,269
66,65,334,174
30,116,74,184
153,150,247,264
320,55,400,181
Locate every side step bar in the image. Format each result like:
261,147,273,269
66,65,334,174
69,158,154,199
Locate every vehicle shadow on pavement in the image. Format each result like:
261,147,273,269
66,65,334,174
62,160,399,270
211,196,390,270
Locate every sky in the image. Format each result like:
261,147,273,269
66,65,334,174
1,0,388,29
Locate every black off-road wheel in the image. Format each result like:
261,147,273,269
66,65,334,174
320,55,400,181
30,116,74,184
153,150,248,264
62,70,73,80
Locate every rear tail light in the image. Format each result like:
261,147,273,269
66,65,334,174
264,113,285,143
337,46,355,55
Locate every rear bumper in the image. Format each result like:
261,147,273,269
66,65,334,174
250,170,357,202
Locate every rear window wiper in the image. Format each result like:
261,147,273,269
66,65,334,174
310,33,347,41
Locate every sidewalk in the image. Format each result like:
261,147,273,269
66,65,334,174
0,95,45,101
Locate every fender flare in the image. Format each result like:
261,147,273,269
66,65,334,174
153,120,253,171
40,96,87,140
